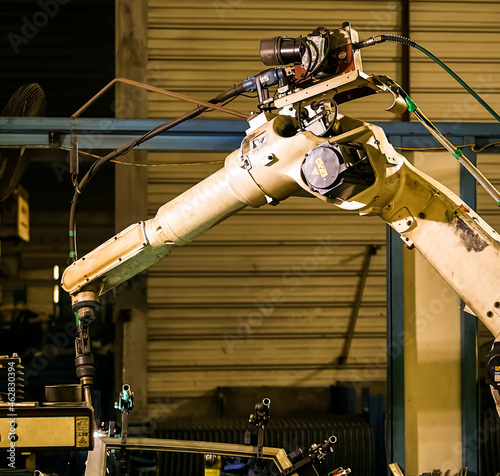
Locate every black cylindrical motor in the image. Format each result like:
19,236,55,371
260,36,304,66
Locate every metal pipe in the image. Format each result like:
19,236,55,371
71,77,248,119
412,107,500,204
83,381,92,407
338,245,376,365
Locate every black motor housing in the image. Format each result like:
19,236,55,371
301,141,375,201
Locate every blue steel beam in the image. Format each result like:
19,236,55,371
0,117,248,151
1,117,500,151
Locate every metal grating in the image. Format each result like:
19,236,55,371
153,416,375,476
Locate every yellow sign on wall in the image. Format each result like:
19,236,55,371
17,186,29,242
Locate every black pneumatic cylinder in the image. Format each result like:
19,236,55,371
74,354,95,381
74,322,95,406
75,352,95,406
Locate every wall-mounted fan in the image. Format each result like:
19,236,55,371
0,83,46,202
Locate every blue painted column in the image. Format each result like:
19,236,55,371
387,226,406,472
386,135,483,474
386,135,405,472
460,136,480,475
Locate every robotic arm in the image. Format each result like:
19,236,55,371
62,110,500,337
61,22,500,409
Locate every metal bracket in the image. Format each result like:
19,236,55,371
114,384,134,446
239,153,252,170
85,437,297,476
391,208,415,233
48,130,60,149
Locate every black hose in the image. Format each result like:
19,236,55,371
380,34,416,48
354,34,500,123
68,82,246,263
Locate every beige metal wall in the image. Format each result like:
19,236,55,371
143,0,500,414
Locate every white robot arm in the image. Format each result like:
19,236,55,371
61,23,500,410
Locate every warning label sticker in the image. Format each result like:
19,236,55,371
250,132,267,150
75,417,90,448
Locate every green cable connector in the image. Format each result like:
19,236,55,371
69,251,76,258
69,230,75,237
452,148,462,160
405,96,417,112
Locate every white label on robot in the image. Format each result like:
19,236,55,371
251,132,267,150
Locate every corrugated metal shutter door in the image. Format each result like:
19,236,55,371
410,1,500,121
145,1,397,413
146,150,387,411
